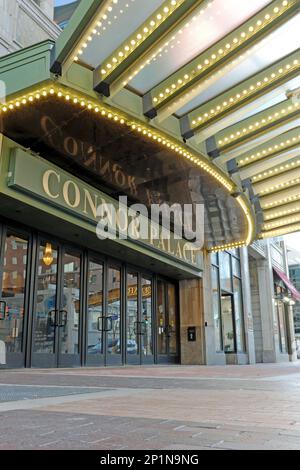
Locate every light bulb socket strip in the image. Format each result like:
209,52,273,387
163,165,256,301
147,0,299,119
264,200,300,221
236,126,300,169
94,0,201,97
214,98,300,155
251,156,300,184
208,241,247,253
260,221,300,239
0,84,255,253
181,47,300,139
263,211,300,230
51,0,120,75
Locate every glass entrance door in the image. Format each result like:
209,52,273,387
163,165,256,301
86,259,105,366
221,295,235,353
157,280,179,363
105,265,122,366
0,228,30,368
126,274,154,365
31,240,82,368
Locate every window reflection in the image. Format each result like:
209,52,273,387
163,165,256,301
0,232,28,354
221,295,235,353
61,252,81,355
142,278,152,356
107,267,121,355
157,281,167,355
168,284,178,355
219,252,232,292
33,242,58,354
212,266,222,352
87,262,103,355
233,278,245,353
127,273,138,356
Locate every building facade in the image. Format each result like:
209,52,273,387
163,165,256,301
287,247,300,349
0,0,60,56
0,0,299,369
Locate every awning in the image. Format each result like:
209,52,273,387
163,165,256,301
273,267,300,302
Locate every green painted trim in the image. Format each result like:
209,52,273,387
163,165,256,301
51,0,105,74
0,40,53,97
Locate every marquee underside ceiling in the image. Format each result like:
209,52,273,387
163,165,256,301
48,0,300,247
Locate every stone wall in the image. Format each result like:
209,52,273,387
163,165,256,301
0,0,59,56
249,257,263,363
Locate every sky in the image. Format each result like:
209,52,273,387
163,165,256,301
55,0,75,6
284,233,300,253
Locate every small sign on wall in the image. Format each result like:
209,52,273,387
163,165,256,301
188,327,196,342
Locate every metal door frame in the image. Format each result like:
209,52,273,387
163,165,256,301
157,278,180,365
0,224,33,369
30,235,84,368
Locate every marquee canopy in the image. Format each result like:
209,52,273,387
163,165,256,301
2,0,300,251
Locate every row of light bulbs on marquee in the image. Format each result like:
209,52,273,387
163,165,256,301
153,0,292,107
259,178,300,196
261,222,300,238
99,0,186,80
161,35,265,119
265,204,300,221
218,101,300,148
237,129,300,167
118,0,214,86
252,158,300,183
264,213,300,230
262,192,300,209
74,0,130,62
258,175,300,196
191,55,300,130
119,0,214,88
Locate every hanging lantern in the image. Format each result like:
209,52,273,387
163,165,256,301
43,243,53,266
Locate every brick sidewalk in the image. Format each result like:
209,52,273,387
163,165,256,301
0,364,300,450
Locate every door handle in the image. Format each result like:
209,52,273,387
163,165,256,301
106,316,113,332
166,324,175,337
97,316,113,332
0,301,7,320
58,310,68,328
48,310,57,328
97,316,104,332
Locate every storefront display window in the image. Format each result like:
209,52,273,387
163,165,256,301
211,250,245,354
212,266,222,352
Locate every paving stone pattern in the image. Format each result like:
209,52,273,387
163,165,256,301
0,364,300,450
